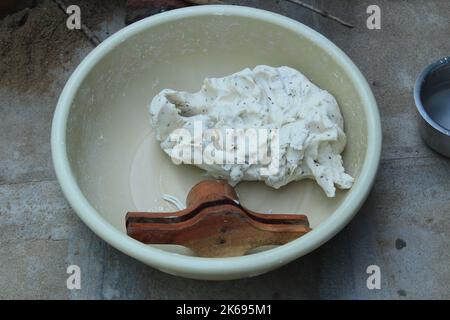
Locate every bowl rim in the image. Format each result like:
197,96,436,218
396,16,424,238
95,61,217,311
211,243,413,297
51,5,382,279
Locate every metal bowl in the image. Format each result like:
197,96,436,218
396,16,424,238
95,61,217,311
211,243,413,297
414,56,450,157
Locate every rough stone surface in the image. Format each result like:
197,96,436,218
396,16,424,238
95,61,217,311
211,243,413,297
1,0,450,299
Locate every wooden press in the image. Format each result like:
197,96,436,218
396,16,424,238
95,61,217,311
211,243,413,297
126,180,311,257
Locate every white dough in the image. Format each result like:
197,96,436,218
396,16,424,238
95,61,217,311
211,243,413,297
149,65,354,197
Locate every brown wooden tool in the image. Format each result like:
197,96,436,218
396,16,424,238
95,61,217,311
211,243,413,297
126,180,311,257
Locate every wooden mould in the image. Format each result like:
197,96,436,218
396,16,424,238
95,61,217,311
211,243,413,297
126,180,311,257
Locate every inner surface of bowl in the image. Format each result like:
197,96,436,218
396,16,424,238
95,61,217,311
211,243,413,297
65,10,369,257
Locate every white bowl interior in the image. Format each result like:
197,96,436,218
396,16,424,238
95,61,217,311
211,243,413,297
65,12,368,257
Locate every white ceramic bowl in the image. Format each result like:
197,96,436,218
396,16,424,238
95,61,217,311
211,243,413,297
52,5,381,280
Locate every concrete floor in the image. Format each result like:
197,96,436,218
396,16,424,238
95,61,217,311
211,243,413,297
1,0,450,299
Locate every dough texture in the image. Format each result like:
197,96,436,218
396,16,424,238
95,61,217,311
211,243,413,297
149,65,354,197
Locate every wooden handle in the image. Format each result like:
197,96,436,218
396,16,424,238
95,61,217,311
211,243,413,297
126,180,311,257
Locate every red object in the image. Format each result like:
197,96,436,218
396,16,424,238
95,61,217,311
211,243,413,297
125,0,191,24
126,180,311,257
